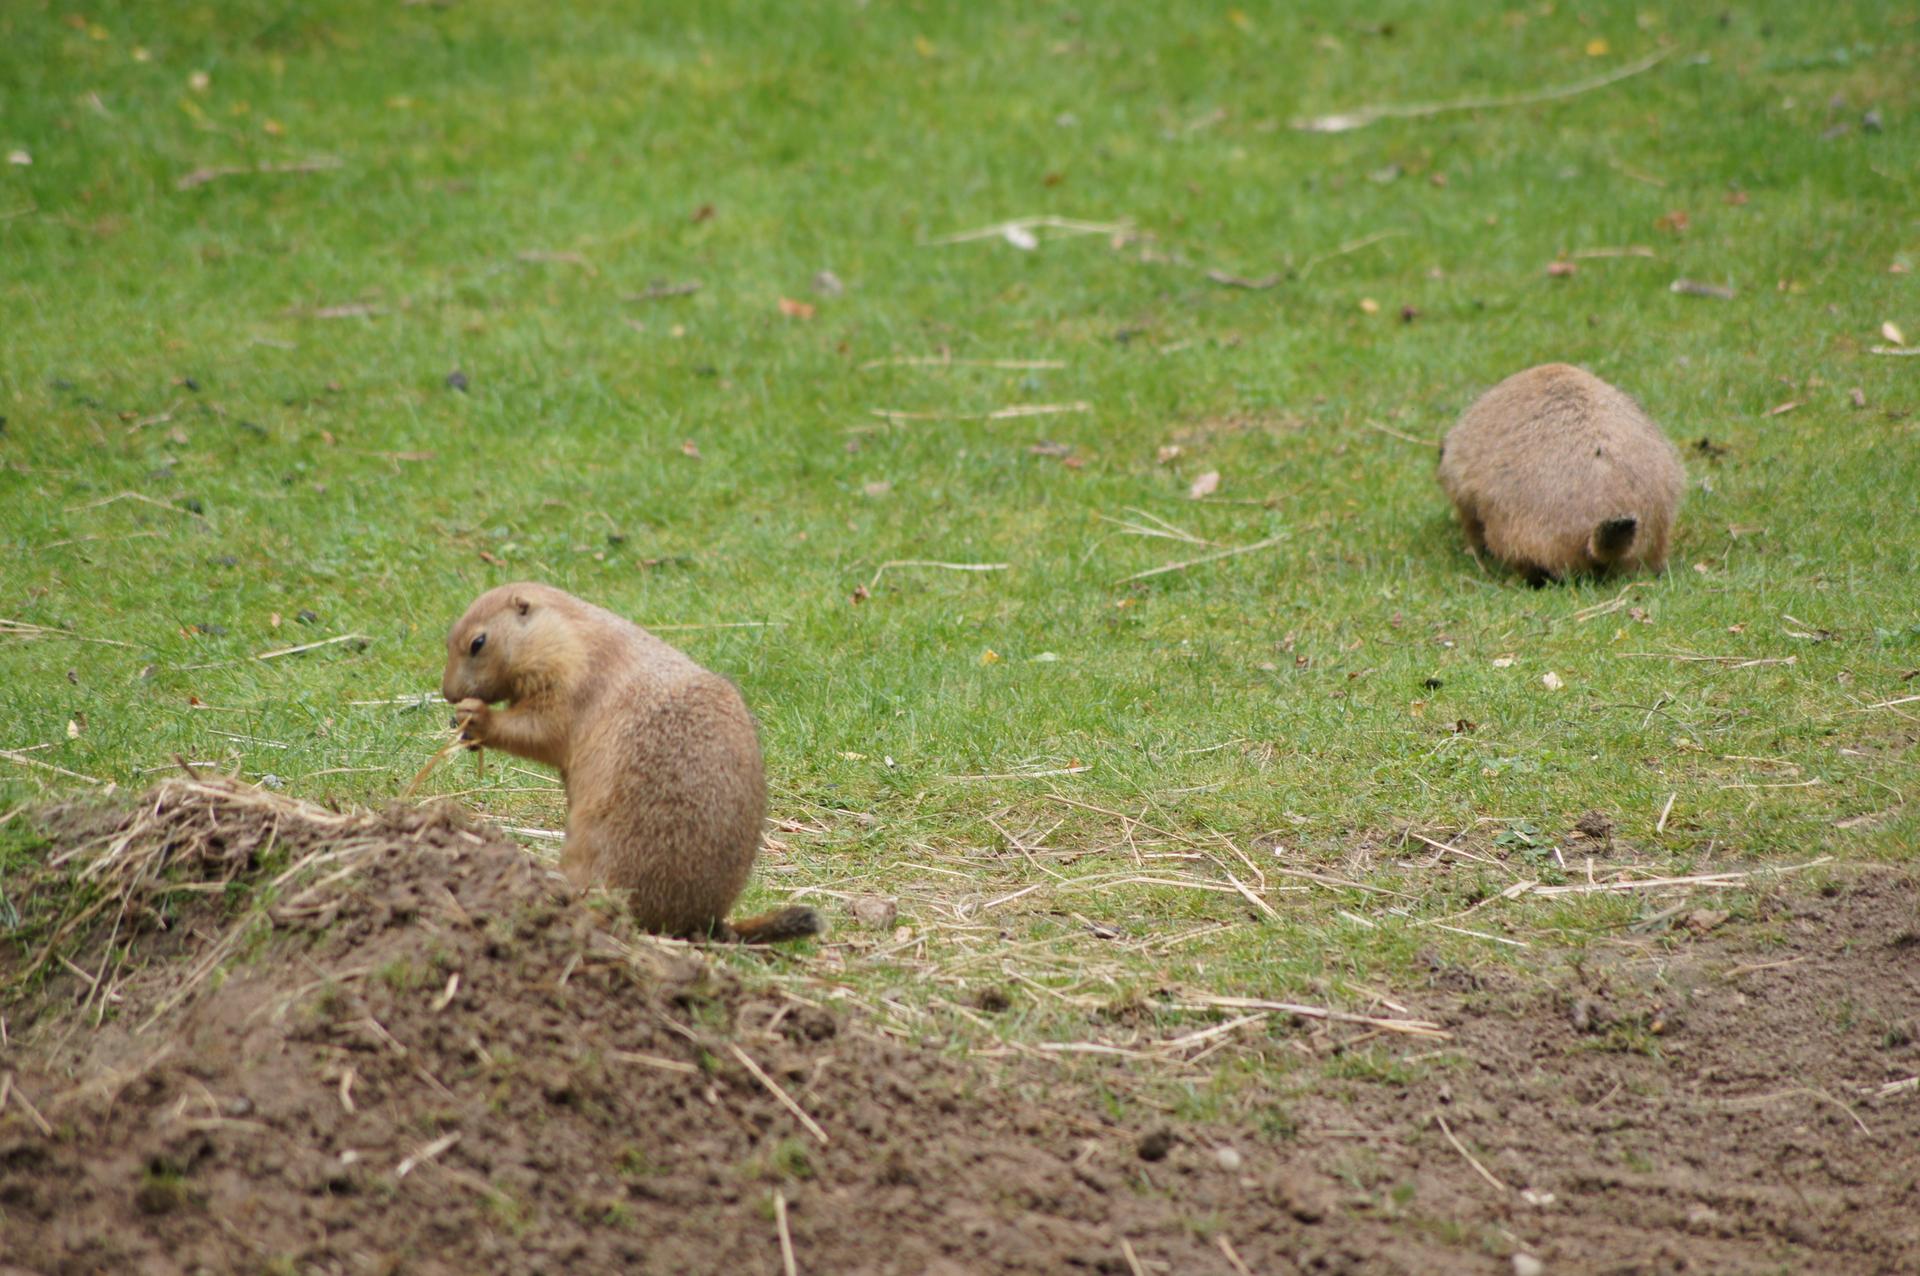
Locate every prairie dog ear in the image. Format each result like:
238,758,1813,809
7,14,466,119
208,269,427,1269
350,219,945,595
511,592,532,618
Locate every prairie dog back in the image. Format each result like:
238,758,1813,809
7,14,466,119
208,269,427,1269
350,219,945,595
1438,363,1685,584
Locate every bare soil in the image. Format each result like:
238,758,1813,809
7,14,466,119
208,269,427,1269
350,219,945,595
2,784,1915,1275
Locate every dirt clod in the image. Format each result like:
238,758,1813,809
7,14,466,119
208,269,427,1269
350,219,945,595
1136,1128,1175,1161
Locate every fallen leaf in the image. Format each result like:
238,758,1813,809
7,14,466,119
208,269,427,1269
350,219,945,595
1492,654,1516,668
690,203,715,223
1764,399,1803,417
6,150,30,166
269,612,282,629
1683,908,1730,935
478,550,506,568
862,480,892,497
1883,321,1908,346
1850,387,1867,408
1541,671,1564,691
979,648,1001,665
1358,297,1381,314
849,585,870,604
1585,38,1611,56
680,439,702,459
1547,260,1579,278
1188,469,1220,499
1002,224,1038,251
1654,209,1690,233
850,896,898,929
913,34,935,57
1156,444,1184,464
777,296,816,319
66,718,82,739
1628,607,1651,624
812,270,844,297
1027,441,1073,458
188,70,210,92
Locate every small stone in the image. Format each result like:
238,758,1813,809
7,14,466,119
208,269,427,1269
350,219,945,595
1513,1255,1545,1276
1574,810,1614,841
446,369,469,392
1214,1146,1243,1171
1569,997,1610,1034
811,270,844,297
1863,109,1883,133
1136,1128,1175,1162
849,895,897,929
296,609,320,625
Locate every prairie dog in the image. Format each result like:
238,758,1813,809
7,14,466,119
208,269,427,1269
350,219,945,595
1438,363,1684,584
440,582,819,944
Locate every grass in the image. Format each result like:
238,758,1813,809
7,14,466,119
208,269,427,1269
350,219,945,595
2,0,1916,1112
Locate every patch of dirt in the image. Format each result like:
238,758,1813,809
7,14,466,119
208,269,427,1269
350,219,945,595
2,781,1916,1275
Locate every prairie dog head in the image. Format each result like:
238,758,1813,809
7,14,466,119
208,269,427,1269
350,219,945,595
441,582,577,704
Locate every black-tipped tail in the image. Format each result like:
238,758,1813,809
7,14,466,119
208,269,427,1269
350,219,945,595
724,905,824,945
1590,516,1639,562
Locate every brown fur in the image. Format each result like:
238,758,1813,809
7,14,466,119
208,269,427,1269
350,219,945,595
440,582,819,944
1437,363,1685,584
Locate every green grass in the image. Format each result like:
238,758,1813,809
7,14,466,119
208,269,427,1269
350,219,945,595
2,0,1916,1108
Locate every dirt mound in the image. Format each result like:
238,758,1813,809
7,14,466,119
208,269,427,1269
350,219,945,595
2,781,1916,1275
0,781,1358,1275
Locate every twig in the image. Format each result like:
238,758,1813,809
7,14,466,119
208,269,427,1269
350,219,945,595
0,747,104,785
773,1190,799,1276
1618,651,1797,669
868,560,1011,591
643,621,785,632
1868,346,1920,357
924,214,1132,246
1570,245,1657,259
868,402,1090,424
1115,535,1284,584
255,632,369,661
1293,47,1672,133
728,1044,829,1144
622,281,702,301
610,1050,700,1075
176,156,343,191
1655,792,1676,834
860,355,1064,370
1118,1236,1147,1276
1435,1113,1511,1193
1216,1236,1255,1276
0,1074,54,1136
1223,872,1279,920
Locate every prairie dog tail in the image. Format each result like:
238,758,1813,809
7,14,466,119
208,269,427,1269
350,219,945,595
1589,516,1639,563
722,905,825,945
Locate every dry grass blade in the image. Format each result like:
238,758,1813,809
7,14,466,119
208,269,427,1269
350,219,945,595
859,354,1064,370
0,618,136,648
1115,535,1284,585
774,1189,799,1276
867,560,1011,591
1435,1113,1512,1193
1518,857,1831,898
395,1132,460,1178
254,632,370,661
1182,995,1449,1039
728,1043,829,1145
1293,47,1671,132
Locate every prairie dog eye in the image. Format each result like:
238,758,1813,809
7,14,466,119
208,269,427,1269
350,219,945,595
469,633,487,656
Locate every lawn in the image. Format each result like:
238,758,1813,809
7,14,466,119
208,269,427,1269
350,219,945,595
3,0,1917,1121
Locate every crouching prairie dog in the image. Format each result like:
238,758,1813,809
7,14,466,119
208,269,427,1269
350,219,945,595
1438,363,1685,585
441,582,820,944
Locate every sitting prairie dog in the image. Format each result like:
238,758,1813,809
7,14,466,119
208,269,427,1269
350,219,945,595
1438,363,1685,585
441,582,819,944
